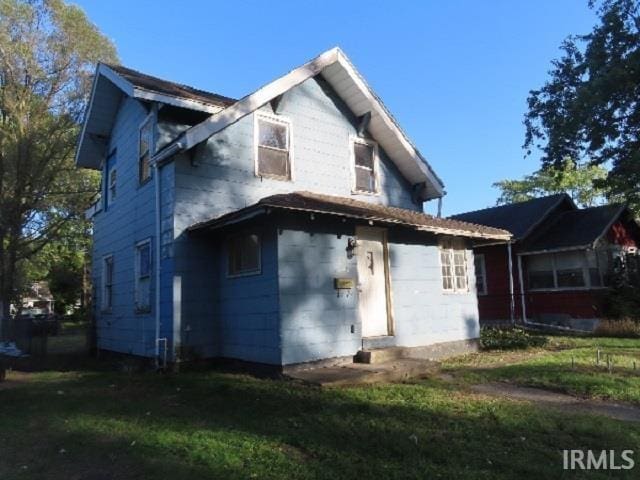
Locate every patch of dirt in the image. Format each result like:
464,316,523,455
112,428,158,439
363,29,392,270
0,370,34,390
472,382,640,423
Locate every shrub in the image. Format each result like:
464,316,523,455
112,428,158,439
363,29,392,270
480,327,548,350
594,318,640,338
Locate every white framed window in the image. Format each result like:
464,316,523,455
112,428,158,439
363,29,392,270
139,115,153,184
255,114,292,180
102,254,114,311
440,239,469,293
474,254,487,295
351,137,379,194
107,166,117,205
228,233,261,277
135,240,152,313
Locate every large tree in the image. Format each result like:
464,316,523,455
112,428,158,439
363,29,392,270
524,0,640,215
493,158,609,207
0,0,117,334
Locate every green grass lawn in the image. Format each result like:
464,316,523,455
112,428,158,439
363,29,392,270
442,336,640,404
1,353,639,480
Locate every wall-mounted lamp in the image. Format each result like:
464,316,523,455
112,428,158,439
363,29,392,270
346,237,357,259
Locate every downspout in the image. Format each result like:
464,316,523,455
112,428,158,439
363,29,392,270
507,241,515,325
517,254,527,324
153,160,162,367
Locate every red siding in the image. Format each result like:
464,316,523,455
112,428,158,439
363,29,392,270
524,290,606,320
476,245,517,323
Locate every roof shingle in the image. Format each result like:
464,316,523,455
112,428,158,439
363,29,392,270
189,191,511,240
106,63,236,109
450,194,572,240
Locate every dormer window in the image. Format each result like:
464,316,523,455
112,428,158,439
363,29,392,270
352,138,379,194
255,114,291,180
139,116,153,184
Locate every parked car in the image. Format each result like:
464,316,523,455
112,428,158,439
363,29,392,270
17,308,59,336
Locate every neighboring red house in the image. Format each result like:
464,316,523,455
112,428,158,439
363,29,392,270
452,194,640,328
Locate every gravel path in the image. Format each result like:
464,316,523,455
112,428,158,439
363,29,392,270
472,382,640,422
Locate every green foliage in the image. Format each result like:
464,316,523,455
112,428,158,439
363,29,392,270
603,253,640,319
523,0,640,215
0,0,116,321
480,327,548,350
493,157,608,207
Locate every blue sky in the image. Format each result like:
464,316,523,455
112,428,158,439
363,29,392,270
74,0,597,216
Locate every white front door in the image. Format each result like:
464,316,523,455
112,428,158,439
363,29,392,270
356,227,390,337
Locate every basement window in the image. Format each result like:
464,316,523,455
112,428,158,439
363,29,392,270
352,138,379,194
255,115,291,180
228,233,261,277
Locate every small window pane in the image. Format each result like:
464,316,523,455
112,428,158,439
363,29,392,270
557,269,586,288
139,120,152,183
229,234,261,276
258,120,287,149
140,121,152,155
354,142,374,169
355,167,375,192
258,147,289,178
474,254,487,295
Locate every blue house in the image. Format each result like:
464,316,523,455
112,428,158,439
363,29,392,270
76,48,510,369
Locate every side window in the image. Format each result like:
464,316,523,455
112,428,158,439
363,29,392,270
103,150,116,210
228,233,261,277
352,138,379,194
139,116,153,184
135,240,152,313
440,239,468,293
255,115,291,180
474,254,487,295
108,166,117,204
102,255,114,311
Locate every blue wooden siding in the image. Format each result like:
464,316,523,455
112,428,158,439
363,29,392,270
277,226,360,365
172,76,420,358
387,233,480,347
277,227,480,365
91,96,174,358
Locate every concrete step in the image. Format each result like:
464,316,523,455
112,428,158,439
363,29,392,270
354,346,408,364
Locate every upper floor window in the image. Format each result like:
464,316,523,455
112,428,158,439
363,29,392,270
135,240,152,313
107,166,117,205
228,233,261,277
139,116,153,184
440,239,468,293
352,138,379,194
102,254,114,311
255,114,291,180
474,254,487,295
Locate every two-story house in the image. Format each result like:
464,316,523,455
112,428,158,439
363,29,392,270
76,48,510,369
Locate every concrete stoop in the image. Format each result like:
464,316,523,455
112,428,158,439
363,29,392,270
286,358,436,387
354,339,480,365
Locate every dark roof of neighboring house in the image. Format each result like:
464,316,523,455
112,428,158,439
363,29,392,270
106,63,237,109
521,204,630,253
450,194,573,240
189,191,512,240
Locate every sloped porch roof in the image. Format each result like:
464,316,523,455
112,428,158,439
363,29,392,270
188,191,511,241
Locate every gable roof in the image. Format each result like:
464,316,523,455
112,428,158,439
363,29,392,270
75,63,236,169
450,194,575,241
521,204,633,254
154,47,445,200
105,64,236,110
188,191,511,241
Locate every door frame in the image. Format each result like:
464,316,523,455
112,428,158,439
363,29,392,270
355,226,395,337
